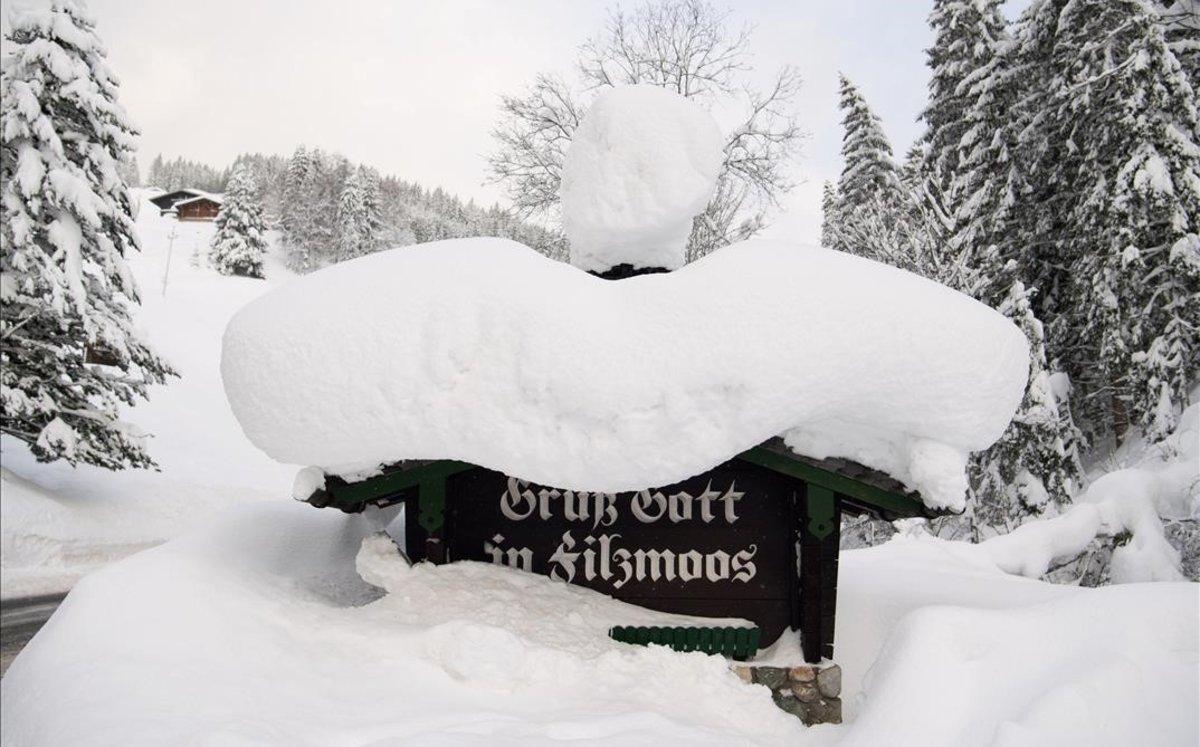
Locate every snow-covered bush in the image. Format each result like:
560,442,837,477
0,0,175,469
1163,518,1200,581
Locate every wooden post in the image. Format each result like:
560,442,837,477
798,483,841,663
405,477,448,564
402,490,428,563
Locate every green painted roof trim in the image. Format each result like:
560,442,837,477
321,445,925,520
735,446,924,519
324,460,475,509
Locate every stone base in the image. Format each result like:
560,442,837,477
732,662,842,725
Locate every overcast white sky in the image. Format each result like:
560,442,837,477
6,0,1031,243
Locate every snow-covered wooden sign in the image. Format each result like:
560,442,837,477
222,84,1028,676
313,440,927,661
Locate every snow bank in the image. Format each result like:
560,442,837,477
843,581,1198,746
3,503,1194,745
221,237,1029,509
980,402,1199,582
561,85,723,273
0,504,802,745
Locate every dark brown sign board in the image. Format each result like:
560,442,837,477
318,443,926,662
443,460,800,643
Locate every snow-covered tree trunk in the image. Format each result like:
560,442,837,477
1,0,175,470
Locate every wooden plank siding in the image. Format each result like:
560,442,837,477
176,198,221,221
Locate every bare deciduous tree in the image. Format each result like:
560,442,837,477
488,0,805,260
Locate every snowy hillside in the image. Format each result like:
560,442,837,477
0,192,297,598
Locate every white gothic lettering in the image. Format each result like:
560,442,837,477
488,480,760,588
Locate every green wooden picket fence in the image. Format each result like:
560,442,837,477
609,625,761,661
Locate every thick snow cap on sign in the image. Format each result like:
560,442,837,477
221,238,1029,511
561,85,724,273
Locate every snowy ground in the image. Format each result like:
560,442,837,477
0,193,296,599
1,504,1194,745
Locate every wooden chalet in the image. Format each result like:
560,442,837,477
174,194,222,221
149,189,223,221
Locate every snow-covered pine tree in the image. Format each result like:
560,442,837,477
1006,0,1079,339
897,143,926,191
229,152,288,226
358,165,384,251
833,74,904,262
312,152,348,265
953,30,1089,532
835,74,899,212
0,0,175,469
970,281,1083,535
209,165,266,278
143,155,225,193
1130,233,1200,443
281,145,318,270
146,153,164,188
819,181,840,250
898,0,1087,542
335,169,370,262
1044,0,1200,440
281,147,309,235
920,0,1009,197
936,1,1024,301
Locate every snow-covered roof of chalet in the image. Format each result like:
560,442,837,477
172,192,223,207
220,237,1029,512
148,189,222,209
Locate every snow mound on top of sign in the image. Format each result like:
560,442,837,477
561,85,724,273
221,238,1028,511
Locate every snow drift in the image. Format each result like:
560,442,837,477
2,504,1194,745
221,237,1028,509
